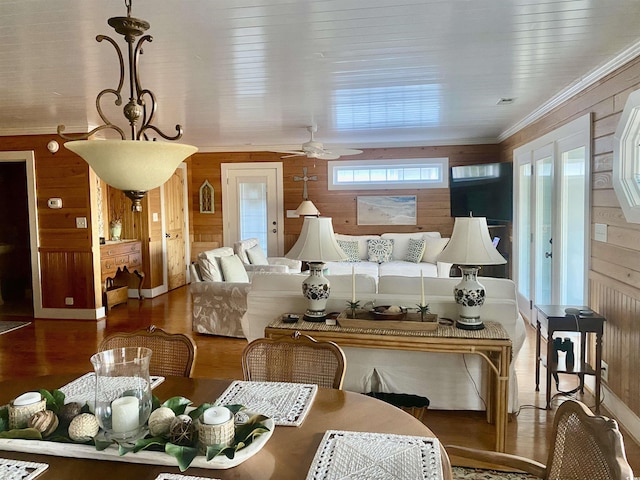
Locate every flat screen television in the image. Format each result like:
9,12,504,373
449,162,513,222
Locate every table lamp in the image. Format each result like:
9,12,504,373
286,216,347,321
437,216,506,330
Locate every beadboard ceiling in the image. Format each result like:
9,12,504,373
2,0,640,152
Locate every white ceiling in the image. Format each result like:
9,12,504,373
2,0,640,152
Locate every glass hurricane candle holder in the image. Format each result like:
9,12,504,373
90,347,153,442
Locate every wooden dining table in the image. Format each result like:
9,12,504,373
0,374,453,480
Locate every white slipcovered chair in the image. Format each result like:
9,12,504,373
233,238,302,274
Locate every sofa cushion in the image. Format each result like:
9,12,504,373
378,261,438,278
197,247,234,282
335,234,380,260
220,254,250,283
381,233,428,261
405,238,426,263
423,237,449,264
367,238,394,263
247,244,269,265
234,237,260,264
337,240,361,262
325,261,380,278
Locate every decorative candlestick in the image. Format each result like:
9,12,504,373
420,269,425,307
351,266,356,303
346,300,360,319
417,303,430,322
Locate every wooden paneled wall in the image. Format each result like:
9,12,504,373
0,135,98,310
187,145,501,252
500,55,640,419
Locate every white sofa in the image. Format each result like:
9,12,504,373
242,273,526,413
326,232,452,279
234,237,302,274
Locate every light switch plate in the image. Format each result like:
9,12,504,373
594,223,607,242
287,210,300,218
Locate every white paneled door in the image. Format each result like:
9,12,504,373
514,114,590,322
222,163,284,256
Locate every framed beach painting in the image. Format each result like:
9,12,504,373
357,195,417,225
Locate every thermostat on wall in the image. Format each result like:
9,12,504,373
47,198,63,209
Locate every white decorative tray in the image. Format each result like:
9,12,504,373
0,458,48,480
215,381,317,427
58,372,165,405
155,474,221,480
0,413,274,471
305,430,443,480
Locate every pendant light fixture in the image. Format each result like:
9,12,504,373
57,0,197,212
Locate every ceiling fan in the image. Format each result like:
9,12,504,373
275,126,363,160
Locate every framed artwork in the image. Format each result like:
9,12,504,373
357,195,417,225
199,180,214,214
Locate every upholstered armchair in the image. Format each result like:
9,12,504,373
233,238,302,274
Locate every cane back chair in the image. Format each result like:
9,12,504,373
99,325,197,378
447,399,634,480
242,331,346,389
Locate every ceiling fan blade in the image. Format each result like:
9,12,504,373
329,148,363,156
271,150,305,155
281,153,305,159
315,152,341,160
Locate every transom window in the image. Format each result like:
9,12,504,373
328,158,449,190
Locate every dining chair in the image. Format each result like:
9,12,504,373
99,325,197,378
241,331,346,389
446,399,634,480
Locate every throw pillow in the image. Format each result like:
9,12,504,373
220,254,250,283
405,238,426,263
337,240,361,262
197,247,234,282
422,237,450,264
367,238,394,263
246,244,269,265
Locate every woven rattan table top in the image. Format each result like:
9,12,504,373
268,318,510,341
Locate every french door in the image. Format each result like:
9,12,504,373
221,162,284,256
514,114,591,323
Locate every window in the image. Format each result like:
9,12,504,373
613,89,640,223
328,158,448,190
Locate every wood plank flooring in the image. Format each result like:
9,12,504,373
0,285,638,473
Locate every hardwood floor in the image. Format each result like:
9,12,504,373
0,285,638,473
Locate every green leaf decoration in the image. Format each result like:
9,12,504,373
132,436,167,453
52,389,66,409
224,404,245,415
162,396,192,416
0,428,43,440
80,403,91,414
118,442,136,456
165,442,199,472
93,438,114,451
38,389,57,412
0,406,8,433
187,402,212,421
152,395,161,411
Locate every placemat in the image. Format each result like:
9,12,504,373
59,372,165,405
215,381,317,427
306,430,443,480
0,458,48,480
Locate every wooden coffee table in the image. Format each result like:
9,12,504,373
266,317,513,452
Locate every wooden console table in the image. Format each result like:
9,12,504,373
100,240,145,309
265,318,512,452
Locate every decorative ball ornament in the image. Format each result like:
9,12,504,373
149,407,176,437
169,414,195,446
58,402,82,425
68,413,100,442
29,410,59,437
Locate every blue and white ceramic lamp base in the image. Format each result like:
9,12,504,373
453,266,486,330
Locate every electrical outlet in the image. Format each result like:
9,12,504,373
75,217,87,229
65,297,74,306
601,360,608,383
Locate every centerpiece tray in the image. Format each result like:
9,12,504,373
337,309,438,331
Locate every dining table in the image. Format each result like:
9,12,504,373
0,374,453,480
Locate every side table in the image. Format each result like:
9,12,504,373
534,305,605,413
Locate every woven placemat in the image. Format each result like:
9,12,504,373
306,430,443,479
215,380,317,426
0,458,48,480
59,372,165,406
269,318,510,340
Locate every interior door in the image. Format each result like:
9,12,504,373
164,168,187,290
222,163,284,256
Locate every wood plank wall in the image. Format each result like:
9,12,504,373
500,55,640,419
186,145,501,253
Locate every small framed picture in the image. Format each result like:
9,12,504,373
199,180,214,214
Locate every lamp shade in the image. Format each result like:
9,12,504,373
438,216,506,265
64,139,198,191
286,217,347,262
295,200,320,216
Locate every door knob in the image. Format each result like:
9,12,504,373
545,251,552,258
272,229,277,233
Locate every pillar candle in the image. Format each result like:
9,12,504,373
13,392,41,406
351,266,356,303
203,406,232,425
111,396,140,433
420,270,425,306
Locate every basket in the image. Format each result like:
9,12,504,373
9,398,47,429
197,417,235,454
